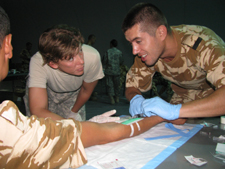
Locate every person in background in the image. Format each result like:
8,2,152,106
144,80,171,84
19,42,32,73
0,7,166,168
102,39,123,104
122,2,225,124
87,34,96,46
23,25,104,121
119,64,129,96
16,42,32,94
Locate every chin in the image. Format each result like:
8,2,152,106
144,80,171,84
75,72,84,76
145,61,155,67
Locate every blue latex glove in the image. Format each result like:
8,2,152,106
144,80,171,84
129,94,147,117
142,96,182,120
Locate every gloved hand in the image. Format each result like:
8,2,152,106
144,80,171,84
129,95,146,117
89,109,120,123
68,106,85,121
142,96,182,120
67,111,83,121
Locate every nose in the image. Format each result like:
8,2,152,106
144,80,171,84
132,44,140,55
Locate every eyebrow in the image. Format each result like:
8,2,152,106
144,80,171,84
130,37,141,43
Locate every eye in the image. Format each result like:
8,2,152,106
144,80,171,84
69,57,74,61
136,40,141,44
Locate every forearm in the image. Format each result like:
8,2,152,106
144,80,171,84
180,86,225,118
132,116,164,136
29,87,64,120
31,108,64,120
125,87,142,101
71,87,92,113
81,116,164,148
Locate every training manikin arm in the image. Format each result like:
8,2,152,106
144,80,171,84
81,115,164,148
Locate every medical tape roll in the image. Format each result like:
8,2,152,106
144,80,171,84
221,116,225,124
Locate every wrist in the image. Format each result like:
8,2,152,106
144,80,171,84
175,104,182,116
130,94,144,103
70,106,77,113
170,103,182,119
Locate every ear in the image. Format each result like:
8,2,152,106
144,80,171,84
4,34,13,59
48,61,58,69
156,25,167,41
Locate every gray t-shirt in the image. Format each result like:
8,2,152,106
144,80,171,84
28,44,104,92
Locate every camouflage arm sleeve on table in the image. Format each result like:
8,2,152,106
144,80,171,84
0,100,87,168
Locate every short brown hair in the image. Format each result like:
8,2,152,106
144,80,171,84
39,24,84,64
122,3,171,36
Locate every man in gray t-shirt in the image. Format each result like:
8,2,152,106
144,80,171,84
24,25,104,121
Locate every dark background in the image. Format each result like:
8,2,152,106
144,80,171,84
0,0,225,68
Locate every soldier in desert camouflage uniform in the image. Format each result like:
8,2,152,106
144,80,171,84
150,72,173,102
122,3,225,123
0,6,165,168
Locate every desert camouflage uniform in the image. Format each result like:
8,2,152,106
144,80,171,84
0,100,87,168
126,25,225,104
151,72,173,101
103,47,123,97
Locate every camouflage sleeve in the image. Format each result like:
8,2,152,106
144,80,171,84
196,39,225,89
0,100,87,168
126,56,155,92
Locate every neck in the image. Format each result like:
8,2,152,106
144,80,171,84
161,31,177,62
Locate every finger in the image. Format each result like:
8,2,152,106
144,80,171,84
101,109,117,117
99,117,120,123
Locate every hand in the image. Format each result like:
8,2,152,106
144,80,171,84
142,96,182,120
67,111,83,121
129,95,145,117
89,109,120,123
68,106,86,121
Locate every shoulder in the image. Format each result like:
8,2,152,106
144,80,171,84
82,44,100,58
31,51,43,60
30,51,44,65
172,25,224,48
110,47,122,54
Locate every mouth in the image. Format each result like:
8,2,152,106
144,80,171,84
141,54,147,58
140,54,147,62
77,65,84,72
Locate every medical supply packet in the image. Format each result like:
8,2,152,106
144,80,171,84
184,155,207,166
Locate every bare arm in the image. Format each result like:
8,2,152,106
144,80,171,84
71,80,98,113
180,85,225,118
81,116,164,148
29,87,64,120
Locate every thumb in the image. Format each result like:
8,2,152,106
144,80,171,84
101,109,117,117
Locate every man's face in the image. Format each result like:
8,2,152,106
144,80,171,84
125,23,164,66
53,45,84,76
